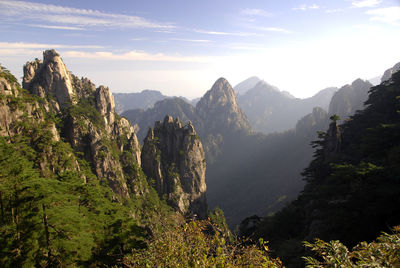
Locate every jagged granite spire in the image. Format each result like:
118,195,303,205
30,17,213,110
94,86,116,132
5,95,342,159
196,78,251,135
141,116,207,218
23,49,76,111
22,50,142,200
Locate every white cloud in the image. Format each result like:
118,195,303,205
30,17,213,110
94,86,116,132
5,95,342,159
171,38,212,43
0,0,175,29
130,38,148,41
241,8,273,17
0,42,104,49
366,6,400,24
292,4,320,11
193,29,260,36
352,0,382,8
28,24,84,31
0,42,213,66
63,50,211,63
253,26,293,34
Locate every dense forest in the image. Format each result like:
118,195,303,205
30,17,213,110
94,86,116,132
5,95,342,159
0,51,399,267
250,71,400,267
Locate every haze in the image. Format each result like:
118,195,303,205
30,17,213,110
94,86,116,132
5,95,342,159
0,0,399,98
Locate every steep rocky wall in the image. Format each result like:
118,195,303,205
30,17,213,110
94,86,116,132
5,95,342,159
22,50,143,199
141,116,207,218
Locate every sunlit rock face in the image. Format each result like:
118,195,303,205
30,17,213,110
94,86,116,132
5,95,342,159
22,50,143,200
142,116,207,219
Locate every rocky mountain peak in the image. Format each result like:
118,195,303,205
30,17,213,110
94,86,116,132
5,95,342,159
381,62,400,82
234,76,261,95
351,78,368,88
203,77,237,106
295,107,329,137
196,77,251,135
96,85,115,126
141,116,207,218
324,120,341,159
23,49,75,111
328,78,372,122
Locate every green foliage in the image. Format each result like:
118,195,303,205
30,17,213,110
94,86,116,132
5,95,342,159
0,136,149,267
329,114,341,122
0,65,18,84
64,97,104,132
303,226,400,267
255,70,400,266
125,216,282,267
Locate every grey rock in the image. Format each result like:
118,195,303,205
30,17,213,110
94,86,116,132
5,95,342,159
328,78,372,121
141,116,207,218
22,50,143,199
381,62,400,82
233,76,261,95
23,49,76,111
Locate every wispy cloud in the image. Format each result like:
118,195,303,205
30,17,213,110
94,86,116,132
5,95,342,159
0,42,104,49
366,6,400,24
28,24,84,31
130,38,148,41
352,0,382,8
253,26,293,34
171,38,212,43
193,29,260,36
241,8,273,17
292,4,320,11
0,42,211,63
63,50,211,63
0,0,175,30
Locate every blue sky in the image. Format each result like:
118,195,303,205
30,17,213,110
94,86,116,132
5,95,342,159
0,0,400,98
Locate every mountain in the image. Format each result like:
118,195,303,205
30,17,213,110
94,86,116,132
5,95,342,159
237,80,336,134
122,76,332,227
205,107,330,226
252,71,400,267
142,116,207,218
0,51,216,266
328,78,372,121
195,77,251,159
122,97,198,142
233,76,261,95
113,89,167,113
381,61,400,82
368,76,381,85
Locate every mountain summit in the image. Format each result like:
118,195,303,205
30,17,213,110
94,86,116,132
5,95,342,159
196,77,251,136
233,76,261,95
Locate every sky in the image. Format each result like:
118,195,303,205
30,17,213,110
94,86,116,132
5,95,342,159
0,0,400,99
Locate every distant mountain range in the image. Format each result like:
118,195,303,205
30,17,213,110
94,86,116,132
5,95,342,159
114,90,167,113
113,90,198,114
117,62,399,227
121,78,332,226
237,80,337,134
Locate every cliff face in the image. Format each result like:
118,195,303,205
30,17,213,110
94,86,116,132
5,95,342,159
21,50,143,199
381,62,400,82
195,78,251,162
196,77,251,136
122,97,198,142
23,50,76,112
328,78,372,121
141,116,207,218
